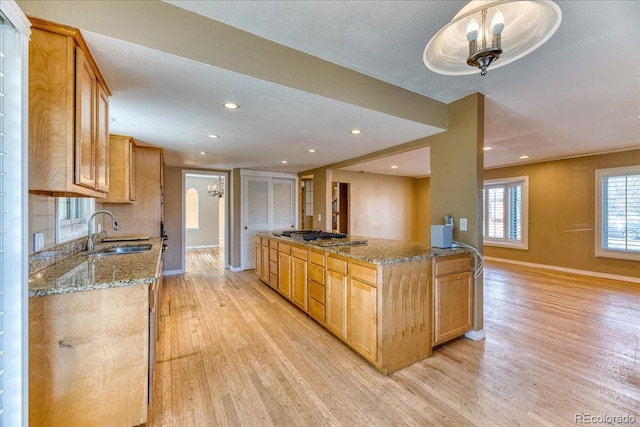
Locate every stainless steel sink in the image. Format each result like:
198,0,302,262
93,244,153,256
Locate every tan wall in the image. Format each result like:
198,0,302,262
331,169,416,241
484,149,640,279
415,177,431,244
163,166,183,272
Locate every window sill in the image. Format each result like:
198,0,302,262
484,240,528,250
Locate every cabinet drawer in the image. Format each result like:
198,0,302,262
435,255,473,277
350,263,377,286
309,280,325,303
309,250,325,266
309,263,325,284
279,243,291,255
327,256,347,275
269,260,278,276
270,248,278,262
291,245,307,261
270,239,279,249
308,298,325,323
269,273,278,288
261,237,270,246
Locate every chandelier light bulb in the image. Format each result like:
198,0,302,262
490,10,505,35
466,18,479,41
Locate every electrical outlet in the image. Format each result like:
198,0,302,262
34,232,45,252
317,213,322,221
460,218,468,231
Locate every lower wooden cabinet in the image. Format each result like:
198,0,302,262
29,285,150,426
348,277,377,362
433,255,473,345
325,267,348,340
291,251,308,310
278,244,292,299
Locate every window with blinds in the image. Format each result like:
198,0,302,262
483,176,529,249
0,2,30,424
596,166,640,260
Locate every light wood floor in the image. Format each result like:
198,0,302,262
147,250,640,426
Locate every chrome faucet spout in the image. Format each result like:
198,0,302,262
87,210,120,251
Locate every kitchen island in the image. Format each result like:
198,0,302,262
28,238,164,427
256,232,476,374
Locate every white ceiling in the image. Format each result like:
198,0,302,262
17,0,640,177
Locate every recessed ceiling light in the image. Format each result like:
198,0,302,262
351,129,362,135
281,160,288,164
483,146,493,151
391,165,398,169
200,151,207,155
223,102,239,110
519,155,529,159
208,134,219,139
308,149,316,153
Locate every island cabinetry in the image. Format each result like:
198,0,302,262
29,285,150,426
28,18,111,197
307,249,326,323
262,238,272,287
100,134,136,203
255,237,263,279
278,243,292,299
291,245,308,310
325,255,349,340
433,254,473,346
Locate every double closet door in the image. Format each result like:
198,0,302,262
242,172,297,270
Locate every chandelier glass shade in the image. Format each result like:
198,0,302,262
208,177,224,198
424,0,562,76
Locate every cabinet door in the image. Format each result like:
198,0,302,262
326,269,348,340
74,47,96,189
261,244,270,284
278,252,292,299
129,141,136,201
348,278,378,362
94,84,109,192
433,271,472,345
255,242,262,278
291,256,308,310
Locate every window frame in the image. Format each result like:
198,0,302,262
595,165,640,261
483,176,529,250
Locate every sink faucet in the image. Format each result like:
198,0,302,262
87,210,121,251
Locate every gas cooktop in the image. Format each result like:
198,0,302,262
280,230,348,241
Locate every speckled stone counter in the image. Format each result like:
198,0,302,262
260,233,472,264
28,238,163,297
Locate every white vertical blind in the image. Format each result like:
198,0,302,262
599,168,640,254
0,2,30,425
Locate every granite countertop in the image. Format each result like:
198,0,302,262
28,238,163,297
259,233,473,265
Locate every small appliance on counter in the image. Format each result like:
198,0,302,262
431,225,453,248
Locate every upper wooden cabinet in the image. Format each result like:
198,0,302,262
100,135,136,203
28,17,111,197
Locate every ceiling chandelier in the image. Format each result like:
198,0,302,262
424,0,562,76
208,177,224,198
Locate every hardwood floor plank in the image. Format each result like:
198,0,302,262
146,249,640,426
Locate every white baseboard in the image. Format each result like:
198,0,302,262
186,244,219,250
465,329,485,341
485,256,640,284
163,269,183,276
230,266,243,272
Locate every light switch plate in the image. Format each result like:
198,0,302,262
460,218,468,231
34,232,45,252
318,213,322,221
